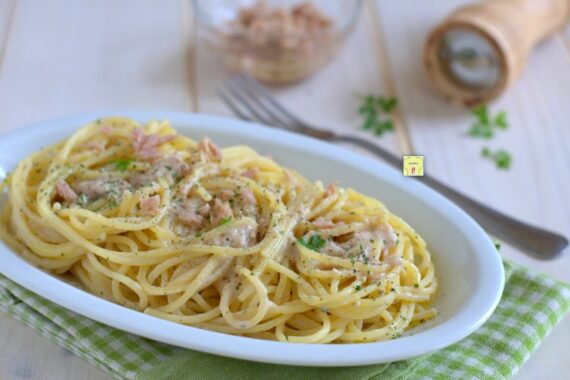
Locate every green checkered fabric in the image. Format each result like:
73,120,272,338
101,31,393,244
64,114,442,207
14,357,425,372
1,260,569,380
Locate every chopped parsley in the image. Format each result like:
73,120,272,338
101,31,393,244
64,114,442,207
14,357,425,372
469,105,508,138
77,193,88,205
481,147,512,170
359,244,369,264
297,235,326,252
114,158,134,171
355,285,361,291
357,95,398,136
219,217,232,225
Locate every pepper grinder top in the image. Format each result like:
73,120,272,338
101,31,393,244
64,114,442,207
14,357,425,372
424,0,570,107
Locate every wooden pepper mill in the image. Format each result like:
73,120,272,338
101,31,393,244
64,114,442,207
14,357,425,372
424,0,570,106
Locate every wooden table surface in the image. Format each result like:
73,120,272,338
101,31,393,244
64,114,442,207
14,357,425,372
1,1,569,379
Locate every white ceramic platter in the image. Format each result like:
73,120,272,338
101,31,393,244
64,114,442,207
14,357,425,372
0,111,504,366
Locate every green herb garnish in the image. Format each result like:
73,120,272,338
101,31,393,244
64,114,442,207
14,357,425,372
482,147,512,169
297,235,326,252
114,158,134,171
355,285,361,291
469,105,509,138
219,217,232,225
378,97,398,113
358,95,398,136
77,193,88,205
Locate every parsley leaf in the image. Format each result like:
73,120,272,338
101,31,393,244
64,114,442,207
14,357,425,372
357,95,398,137
472,104,489,125
469,123,493,139
469,106,512,169
114,158,134,171
481,147,512,170
468,105,509,138
297,235,326,252
378,97,398,113
495,150,512,169
494,111,508,129
219,217,232,225
375,120,394,135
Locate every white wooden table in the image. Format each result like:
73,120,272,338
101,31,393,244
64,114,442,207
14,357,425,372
1,1,569,379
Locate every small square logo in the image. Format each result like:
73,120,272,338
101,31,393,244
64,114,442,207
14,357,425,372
403,155,424,176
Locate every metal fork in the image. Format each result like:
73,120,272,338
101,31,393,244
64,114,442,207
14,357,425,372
218,74,568,258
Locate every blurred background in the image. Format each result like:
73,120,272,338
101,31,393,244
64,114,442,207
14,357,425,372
0,0,569,379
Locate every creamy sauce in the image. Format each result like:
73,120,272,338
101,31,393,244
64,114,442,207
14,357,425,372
320,223,398,265
205,224,258,248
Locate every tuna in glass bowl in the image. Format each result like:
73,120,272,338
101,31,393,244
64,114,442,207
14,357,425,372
193,0,362,85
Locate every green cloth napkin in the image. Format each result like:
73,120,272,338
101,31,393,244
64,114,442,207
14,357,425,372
1,260,569,380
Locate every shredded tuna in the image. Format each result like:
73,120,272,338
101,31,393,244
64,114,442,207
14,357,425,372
140,195,161,215
240,188,257,206
351,225,398,255
178,212,203,229
219,189,235,201
232,1,331,48
241,168,259,179
198,138,222,161
72,179,130,200
318,223,397,262
324,182,338,197
163,155,191,176
212,198,233,224
128,155,190,188
174,198,209,229
56,180,77,203
133,128,177,161
198,203,211,216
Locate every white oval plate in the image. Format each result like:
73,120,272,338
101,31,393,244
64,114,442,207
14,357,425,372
0,111,504,366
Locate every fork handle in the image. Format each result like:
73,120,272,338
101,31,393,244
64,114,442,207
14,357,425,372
335,134,568,258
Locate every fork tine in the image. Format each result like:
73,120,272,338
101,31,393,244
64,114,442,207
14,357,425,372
233,75,297,129
224,79,276,126
217,87,252,122
228,76,284,127
238,74,305,127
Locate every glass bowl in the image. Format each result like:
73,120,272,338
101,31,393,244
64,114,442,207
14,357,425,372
193,0,363,85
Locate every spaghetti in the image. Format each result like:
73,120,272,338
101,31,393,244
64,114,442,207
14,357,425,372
0,117,436,343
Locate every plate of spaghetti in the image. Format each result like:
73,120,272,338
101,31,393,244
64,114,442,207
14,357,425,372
0,112,504,366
